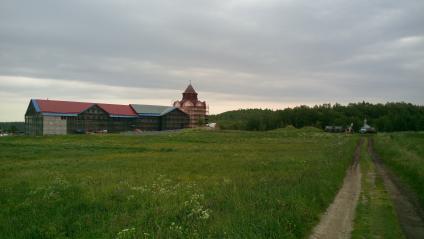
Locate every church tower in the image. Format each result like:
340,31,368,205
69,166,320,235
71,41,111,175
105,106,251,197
173,84,208,127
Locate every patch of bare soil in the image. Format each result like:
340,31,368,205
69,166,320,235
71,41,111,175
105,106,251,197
368,138,424,239
309,138,363,239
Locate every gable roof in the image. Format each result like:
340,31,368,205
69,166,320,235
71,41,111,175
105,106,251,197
29,99,185,118
97,103,137,117
130,104,178,116
32,99,137,117
34,99,93,115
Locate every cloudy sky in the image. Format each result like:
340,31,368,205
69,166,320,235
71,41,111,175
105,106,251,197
1,0,423,121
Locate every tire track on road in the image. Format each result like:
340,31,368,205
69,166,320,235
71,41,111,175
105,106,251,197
309,138,363,239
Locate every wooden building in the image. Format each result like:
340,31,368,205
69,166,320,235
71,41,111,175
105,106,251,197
25,99,189,136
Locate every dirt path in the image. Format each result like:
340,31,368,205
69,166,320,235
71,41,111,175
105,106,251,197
309,138,363,239
368,138,424,239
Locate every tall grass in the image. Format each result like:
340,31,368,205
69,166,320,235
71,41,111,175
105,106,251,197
374,132,424,207
0,129,357,238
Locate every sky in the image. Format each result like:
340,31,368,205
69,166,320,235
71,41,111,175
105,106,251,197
1,0,423,121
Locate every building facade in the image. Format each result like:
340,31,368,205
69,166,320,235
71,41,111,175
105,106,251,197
25,99,189,136
130,104,190,131
173,84,208,127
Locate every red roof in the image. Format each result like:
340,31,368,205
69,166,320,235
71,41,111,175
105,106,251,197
36,99,93,114
34,99,137,116
97,103,137,116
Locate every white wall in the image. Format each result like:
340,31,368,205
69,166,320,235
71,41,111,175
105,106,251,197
43,116,67,135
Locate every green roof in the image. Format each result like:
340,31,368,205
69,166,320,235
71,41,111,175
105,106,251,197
130,104,176,116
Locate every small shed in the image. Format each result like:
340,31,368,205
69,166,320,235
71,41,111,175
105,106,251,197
359,119,376,134
325,125,344,133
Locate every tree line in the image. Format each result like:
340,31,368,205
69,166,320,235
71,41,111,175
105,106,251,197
209,102,424,132
0,122,25,133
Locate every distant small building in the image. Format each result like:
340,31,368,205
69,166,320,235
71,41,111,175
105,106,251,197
25,99,189,136
206,122,217,128
173,84,208,128
346,123,354,133
325,125,344,133
359,119,376,134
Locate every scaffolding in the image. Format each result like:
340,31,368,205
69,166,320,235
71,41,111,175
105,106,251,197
182,104,207,128
172,83,208,128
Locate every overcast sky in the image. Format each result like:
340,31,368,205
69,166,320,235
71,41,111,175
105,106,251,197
1,0,423,121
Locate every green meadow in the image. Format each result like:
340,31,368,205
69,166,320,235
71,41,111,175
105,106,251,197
0,128,358,238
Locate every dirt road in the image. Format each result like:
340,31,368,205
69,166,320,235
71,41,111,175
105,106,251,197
368,138,424,239
309,139,363,239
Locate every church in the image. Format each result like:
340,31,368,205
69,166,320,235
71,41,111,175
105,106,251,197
25,84,207,136
173,83,208,128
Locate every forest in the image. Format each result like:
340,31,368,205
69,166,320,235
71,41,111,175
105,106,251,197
210,102,424,132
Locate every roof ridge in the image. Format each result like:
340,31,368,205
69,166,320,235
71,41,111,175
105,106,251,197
131,103,171,107
35,99,94,104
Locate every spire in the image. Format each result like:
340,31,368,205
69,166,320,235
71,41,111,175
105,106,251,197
184,83,197,94
182,83,198,101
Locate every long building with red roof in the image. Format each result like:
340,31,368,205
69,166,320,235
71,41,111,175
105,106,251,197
25,99,189,135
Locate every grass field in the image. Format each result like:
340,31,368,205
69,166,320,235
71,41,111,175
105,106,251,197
0,128,358,238
351,137,404,239
374,132,424,207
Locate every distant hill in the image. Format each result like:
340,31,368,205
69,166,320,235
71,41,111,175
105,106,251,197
209,102,424,132
0,122,25,133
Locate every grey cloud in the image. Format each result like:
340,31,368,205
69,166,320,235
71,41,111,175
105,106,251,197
0,0,423,120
